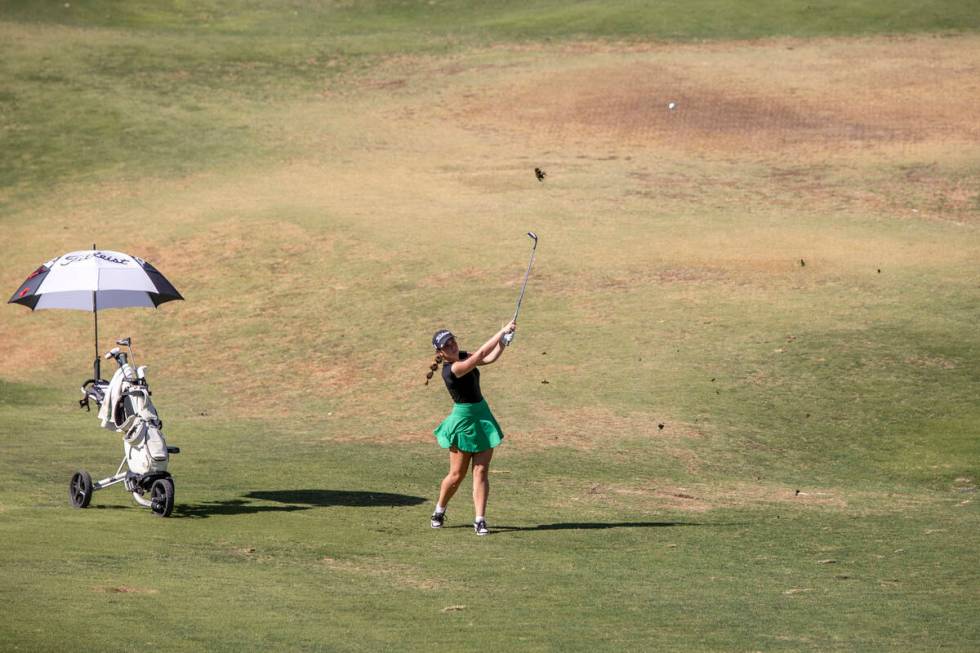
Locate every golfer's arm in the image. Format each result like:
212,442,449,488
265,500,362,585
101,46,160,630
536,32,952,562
452,331,506,375
479,341,504,365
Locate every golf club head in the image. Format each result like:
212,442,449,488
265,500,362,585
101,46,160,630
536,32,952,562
527,231,538,243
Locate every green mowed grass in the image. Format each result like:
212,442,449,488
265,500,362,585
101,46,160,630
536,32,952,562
2,2,979,651
4,0,978,38
1,398,977,651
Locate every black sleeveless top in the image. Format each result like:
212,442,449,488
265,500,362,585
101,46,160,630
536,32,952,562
442,352,483,404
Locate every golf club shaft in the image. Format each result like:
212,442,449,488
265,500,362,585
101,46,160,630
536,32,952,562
503,233,538,346
512,247,536,322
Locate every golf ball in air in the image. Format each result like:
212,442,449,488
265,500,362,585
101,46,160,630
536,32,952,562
668,102,677,111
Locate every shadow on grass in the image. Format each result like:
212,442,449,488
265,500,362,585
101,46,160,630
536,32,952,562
174,489,426,519
455,521,732,533
174,499,309,519
246,489,427,507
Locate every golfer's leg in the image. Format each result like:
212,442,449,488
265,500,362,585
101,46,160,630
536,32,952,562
471,448,494,518
438,448,471,507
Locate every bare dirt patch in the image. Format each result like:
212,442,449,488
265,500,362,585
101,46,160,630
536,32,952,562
458,36,980,155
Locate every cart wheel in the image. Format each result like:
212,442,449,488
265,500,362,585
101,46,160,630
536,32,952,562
149,477,174,517
69,471,93,509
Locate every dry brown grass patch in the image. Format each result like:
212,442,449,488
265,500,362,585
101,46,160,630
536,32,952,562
419,267,500,289
94,585,159,594
601,481,939,515
507,405,703,453
320,556,444,591
575,481,852,514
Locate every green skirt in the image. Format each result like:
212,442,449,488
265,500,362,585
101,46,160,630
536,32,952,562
433,399,504,453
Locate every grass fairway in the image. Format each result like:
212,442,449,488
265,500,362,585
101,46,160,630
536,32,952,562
1,2,979,651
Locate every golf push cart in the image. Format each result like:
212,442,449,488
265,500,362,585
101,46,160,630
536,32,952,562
69,337,179,517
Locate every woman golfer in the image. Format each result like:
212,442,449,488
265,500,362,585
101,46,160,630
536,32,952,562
427,321,516,536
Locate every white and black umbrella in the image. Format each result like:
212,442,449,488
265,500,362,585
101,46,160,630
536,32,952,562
8,247,183,379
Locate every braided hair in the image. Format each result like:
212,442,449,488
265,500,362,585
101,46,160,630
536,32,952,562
424,353,444,386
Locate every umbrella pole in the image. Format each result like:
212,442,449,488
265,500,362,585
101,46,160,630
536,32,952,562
93,292,100,380
92,243,101,381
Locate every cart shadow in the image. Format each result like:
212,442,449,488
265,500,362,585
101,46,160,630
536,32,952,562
174,499,309,519
174,489,426,519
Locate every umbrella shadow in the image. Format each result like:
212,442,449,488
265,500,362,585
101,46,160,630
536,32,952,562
174,489,427,519
245,489,427,508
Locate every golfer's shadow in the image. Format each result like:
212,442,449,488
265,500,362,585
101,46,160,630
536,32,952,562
478,521,706,532
175,489,426,519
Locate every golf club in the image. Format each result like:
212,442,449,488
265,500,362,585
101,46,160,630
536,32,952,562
502,231,538,347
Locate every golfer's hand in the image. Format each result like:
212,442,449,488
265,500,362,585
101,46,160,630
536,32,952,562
503,320,517,334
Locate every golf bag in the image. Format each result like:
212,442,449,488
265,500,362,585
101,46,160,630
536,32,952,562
69,338,178,517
